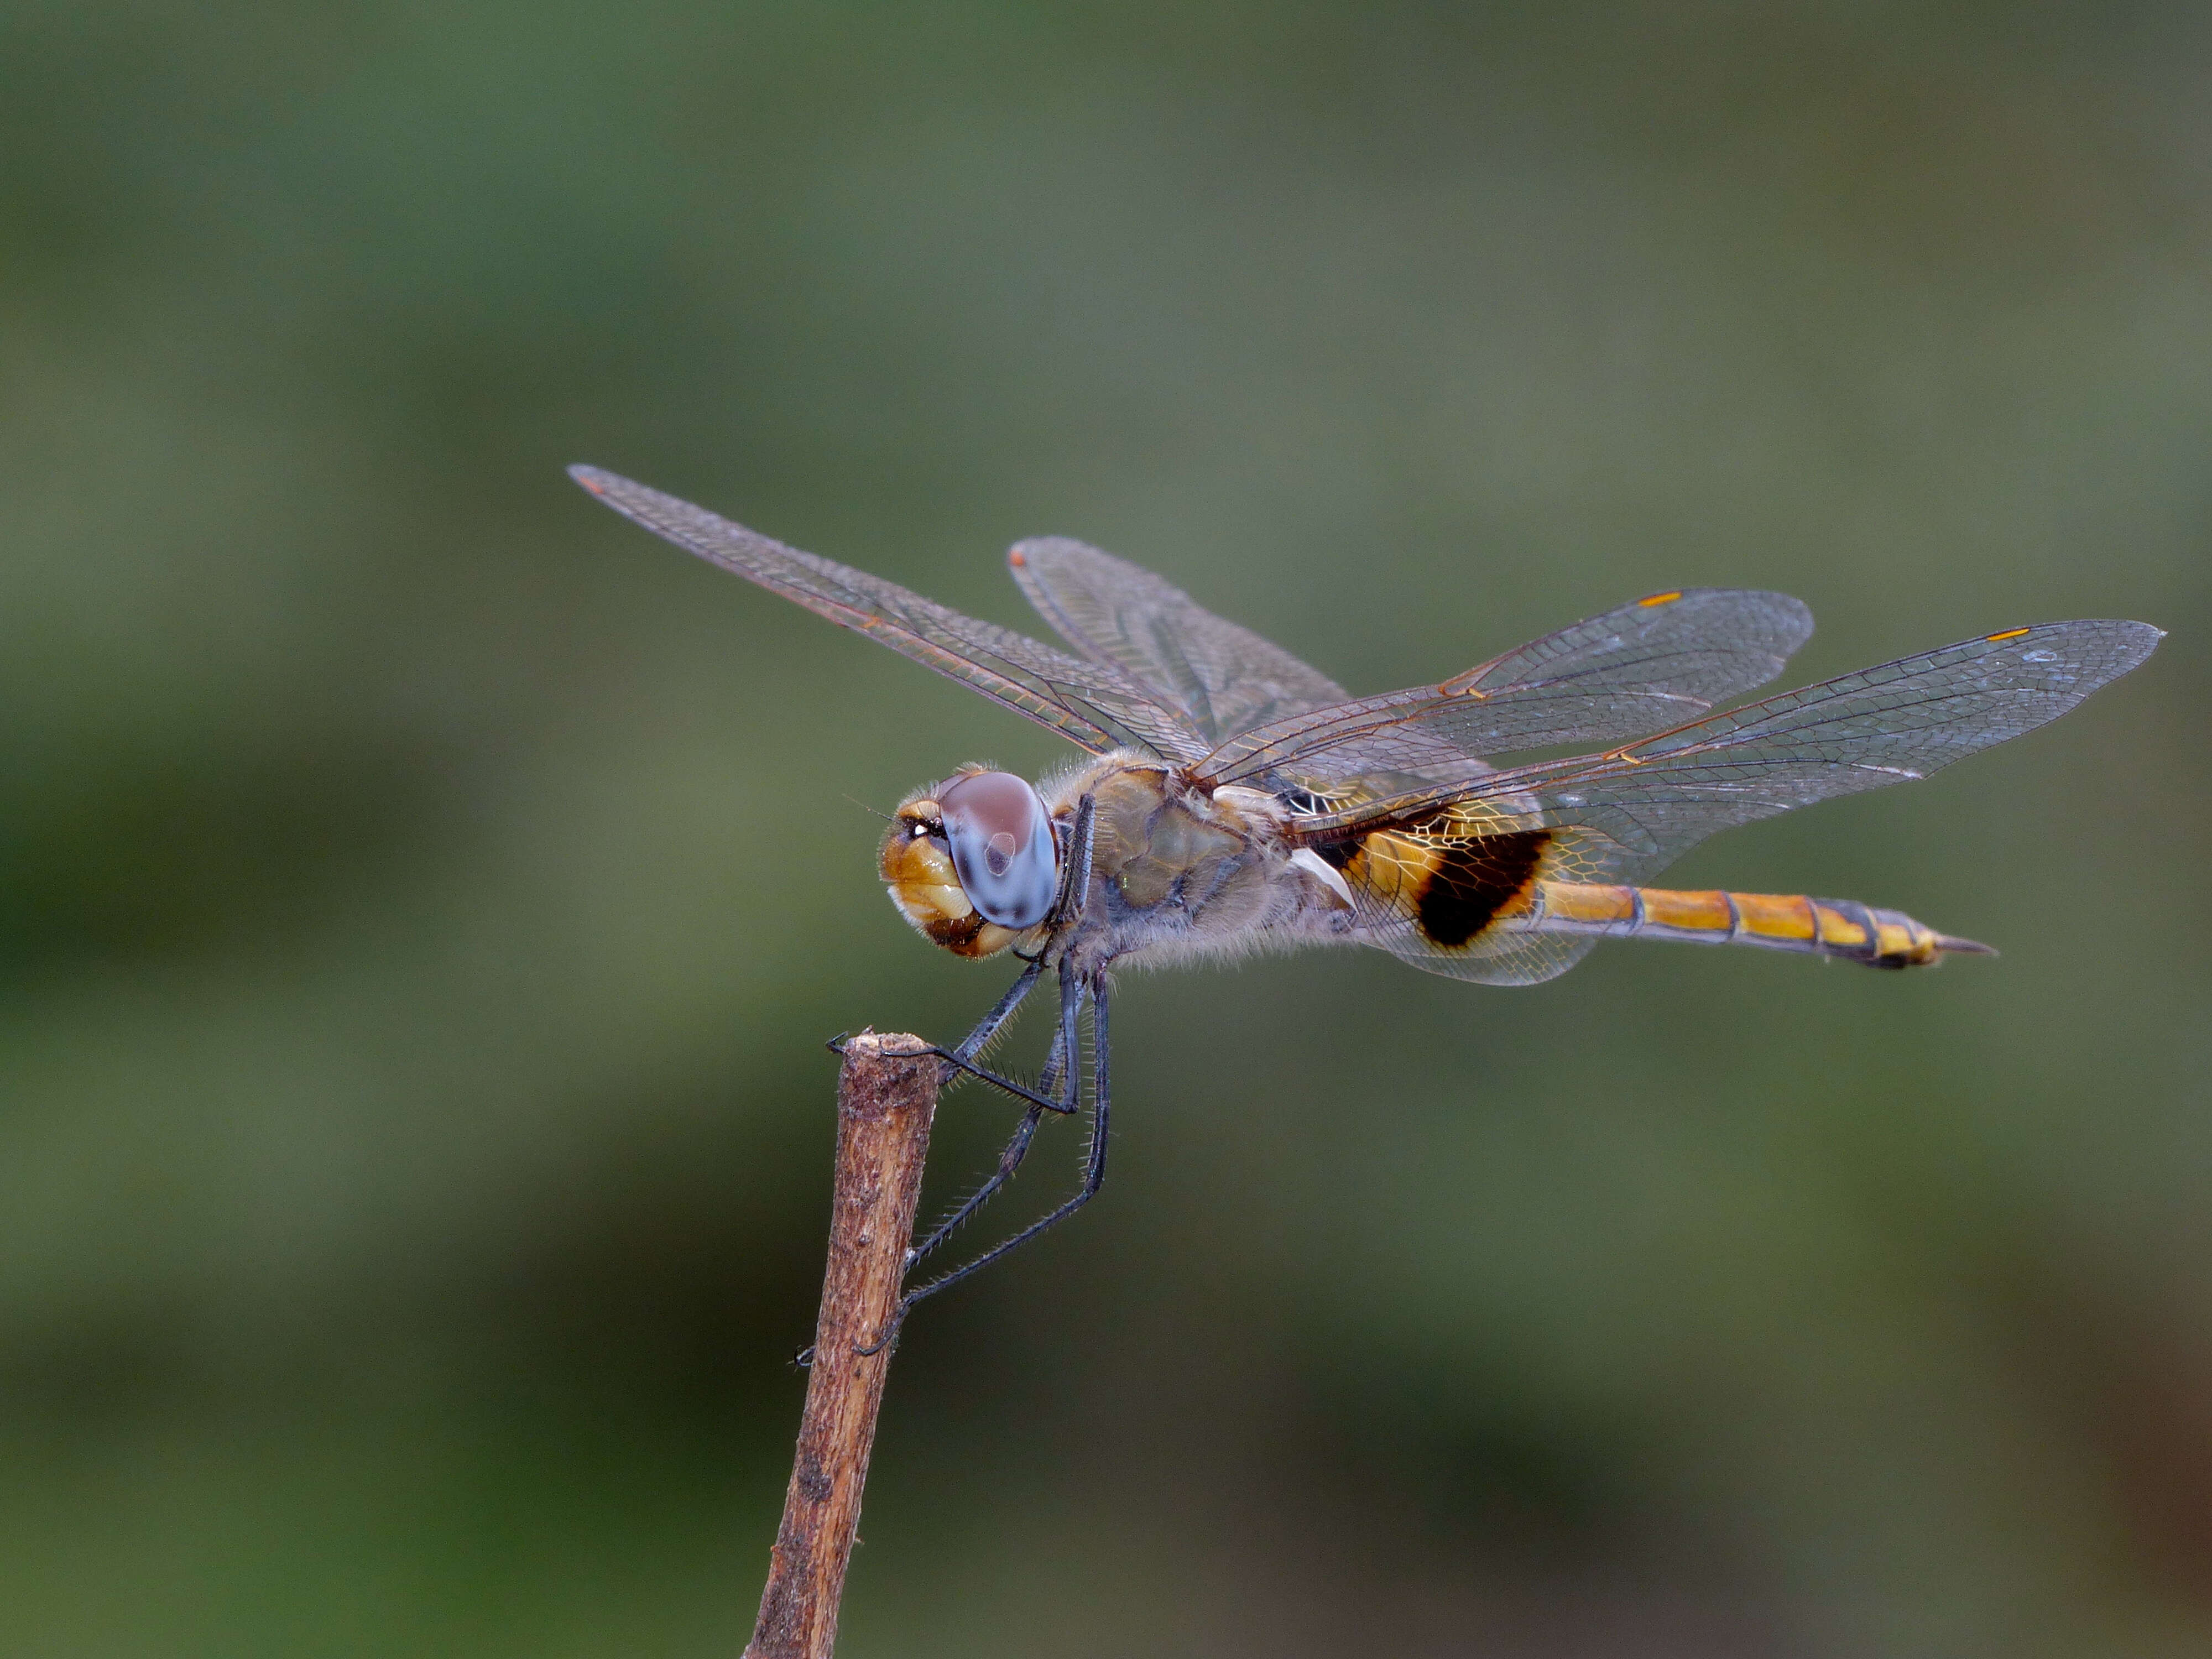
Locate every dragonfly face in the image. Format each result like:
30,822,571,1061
572,463,2163,1322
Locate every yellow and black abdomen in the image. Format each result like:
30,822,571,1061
1527,882,1992,968
1301,806,1990,978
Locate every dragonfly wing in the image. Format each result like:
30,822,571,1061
1007,535,1352,744
1299,618,2162,983
1499,616,2167,882
573,468,1210,761
1201,588,1815,786
1344,830,1611,986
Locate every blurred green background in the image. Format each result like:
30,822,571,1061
3,3,2208,1654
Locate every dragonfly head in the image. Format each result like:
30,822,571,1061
881,768,1059,957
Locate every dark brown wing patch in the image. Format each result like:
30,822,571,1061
1413,827,1554,947
1307,815,1554,950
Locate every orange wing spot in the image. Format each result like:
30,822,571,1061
1008,549,1027,568
1731,892,1818,943
1812,904,1870,948
580,476,606,495
1986,627,2031,641
1641,889,1734,933
1639,591,1683,607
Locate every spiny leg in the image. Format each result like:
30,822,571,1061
801,959,1072,1369
872,954,1068,1114
1055,792,1097,930
823,959,1068,1113
862,967,1114,1353
907,960,1086,1270
906,968,1113,1307
942,954,1046,1074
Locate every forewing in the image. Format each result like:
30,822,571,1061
573,468,1209,761
1201,588,1815,785
1307,619,2162,983
1008,535,1352,744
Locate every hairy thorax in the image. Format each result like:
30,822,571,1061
1045,753,1332,970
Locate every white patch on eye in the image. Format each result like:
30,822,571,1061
1288,848,1354,910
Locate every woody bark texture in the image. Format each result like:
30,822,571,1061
743,1033,938,1659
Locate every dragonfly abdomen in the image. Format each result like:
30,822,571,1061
1526,883,1993,968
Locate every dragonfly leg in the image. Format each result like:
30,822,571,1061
922,974,1076,1114
907,961,1086,1270
1052,792,1097,928
941,953,1046,1072
860,966,1113,1355
826,957,1060,1110
888,790,1098,1110
909,954,1062,1108
801,966,1071,1370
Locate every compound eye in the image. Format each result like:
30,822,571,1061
937,771,1058,929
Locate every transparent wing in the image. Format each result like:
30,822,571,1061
1302,619,2162,984
1337,815,1611,987
1006,535,1352,744
1200,588,1816,786
573,468,1209,761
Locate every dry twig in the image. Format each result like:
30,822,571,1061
744,1032,938,1659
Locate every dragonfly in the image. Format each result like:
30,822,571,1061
573,464,2161,1337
